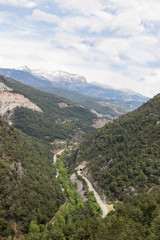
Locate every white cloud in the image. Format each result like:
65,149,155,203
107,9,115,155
84,65,160,98
27,9,60,23
1,0,160,97
53,0,102,15
28,9,114,33
107,0,160,35
95,34,160,67
0,0,37,8
27,0,160,36
52,0,160,35
0,30,159,98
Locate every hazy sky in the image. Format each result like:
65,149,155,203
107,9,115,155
0,0,160,97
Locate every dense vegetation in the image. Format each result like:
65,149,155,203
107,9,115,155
1,73,160,240
20,149,103,239
77,94,160,200
0,75,96,142
37,86,128,119
21,189,160,240
56,149,102,218
3,142,159,239
0,116,64,238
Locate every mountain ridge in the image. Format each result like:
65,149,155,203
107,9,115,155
76,93,160,200
0,74,97,142
36,86,128,120
0,73,160,240
0,115,65,237
0,67,149,111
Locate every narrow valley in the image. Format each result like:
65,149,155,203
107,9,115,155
1,75,160,240
54,147,113,219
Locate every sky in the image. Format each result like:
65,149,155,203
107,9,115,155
0,0,160,97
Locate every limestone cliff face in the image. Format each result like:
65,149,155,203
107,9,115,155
0,92,42,115
0,82,12,92
0,83,42,124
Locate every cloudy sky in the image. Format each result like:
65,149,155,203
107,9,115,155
0,0,160,97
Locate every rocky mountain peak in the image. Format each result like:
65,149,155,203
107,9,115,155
20,67,87,84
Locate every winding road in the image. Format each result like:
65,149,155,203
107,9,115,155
54,149,113,218
77,170,111,218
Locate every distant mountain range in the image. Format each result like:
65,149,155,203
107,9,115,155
0,67,52,87
0,74,97,142
1,68,160,240
36,86,129,120
0,67,150,111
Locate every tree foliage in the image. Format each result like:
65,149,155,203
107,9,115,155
0,75,96,142
77,94,160,200
22,189,160,240
0,116,64,238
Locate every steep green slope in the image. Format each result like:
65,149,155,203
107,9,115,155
36,86,128,119
97,189,160,240
77,94,160,200
21,189,160,240
0,75,97,142
0,116,64,238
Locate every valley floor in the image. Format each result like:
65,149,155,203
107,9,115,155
54,148,113,219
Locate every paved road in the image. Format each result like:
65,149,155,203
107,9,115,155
54,149,111,218
77,170,109,218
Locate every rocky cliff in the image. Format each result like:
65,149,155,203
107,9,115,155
0,82,42,124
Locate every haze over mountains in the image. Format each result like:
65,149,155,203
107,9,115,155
0,71,160,239
0,67,149,112
0,74,97,142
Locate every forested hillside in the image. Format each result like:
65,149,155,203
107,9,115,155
1,85,160,240
37,86,128,119
21,189,160,240
0,75,97,142
0,116,64,238
77,94,160,200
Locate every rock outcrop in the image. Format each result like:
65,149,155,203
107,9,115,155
0,83,42,124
